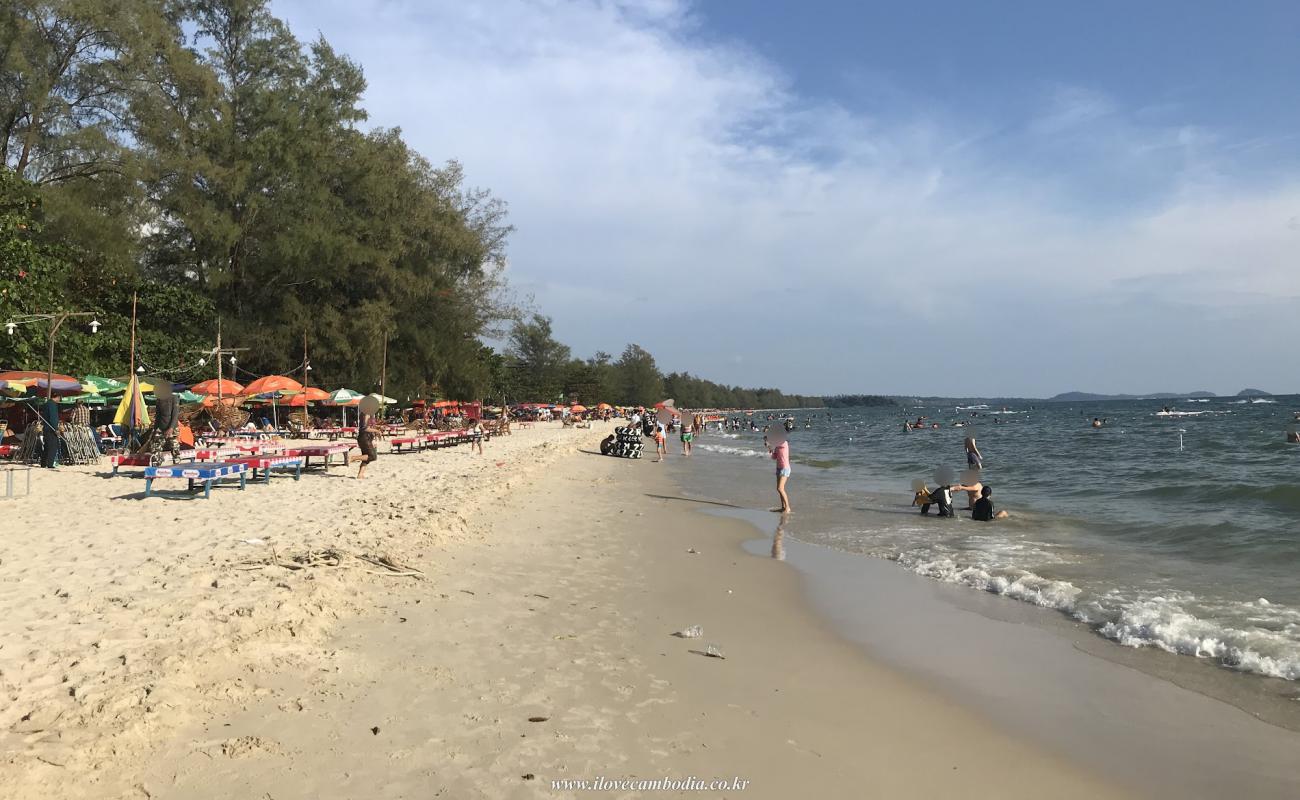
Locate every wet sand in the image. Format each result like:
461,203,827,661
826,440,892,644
133,435,1124,799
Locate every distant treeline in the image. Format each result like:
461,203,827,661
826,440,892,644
500,315,823,408
822,395,899,408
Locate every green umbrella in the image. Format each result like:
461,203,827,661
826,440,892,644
59,393,107,406
326,388,364,404
176,390,204,404
81,375,125,395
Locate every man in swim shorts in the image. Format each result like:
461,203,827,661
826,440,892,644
680,421,693,455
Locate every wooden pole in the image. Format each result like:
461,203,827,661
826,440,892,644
128,293,137,374
216,318,223,402
380,333,388,415
128,294,138,448
45,313,64,402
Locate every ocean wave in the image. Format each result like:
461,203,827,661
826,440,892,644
1252,398,1277,404
885,548,1300,680
1099,598,1300,680
1126,482,1300,512
696,443,767,458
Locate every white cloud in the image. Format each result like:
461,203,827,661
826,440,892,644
274,0,1300,395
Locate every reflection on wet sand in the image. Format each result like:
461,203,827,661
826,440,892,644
772,514,787,561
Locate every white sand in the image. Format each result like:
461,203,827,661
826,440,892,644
0,424,607,798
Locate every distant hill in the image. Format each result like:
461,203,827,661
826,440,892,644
1236,388,1272,397
1048,390,1218,402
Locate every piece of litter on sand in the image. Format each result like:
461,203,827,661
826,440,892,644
240,538,265,546
522,774,536,781
705,645,726,659
687,548,699,554
370,726,380,735
673,625,703,639
527,716,549,723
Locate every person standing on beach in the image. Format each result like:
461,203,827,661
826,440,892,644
469,417,484,455
768,436,792,513
680,418,693,456
653,420,667,462
356,406,378,479
964,434,983,469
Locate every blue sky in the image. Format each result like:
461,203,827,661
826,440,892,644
274,0,1300,397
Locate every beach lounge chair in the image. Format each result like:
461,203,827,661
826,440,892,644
228,455,303,483
143,461,248,499
283,443,354,469
109,453,154,474
389,436,424,454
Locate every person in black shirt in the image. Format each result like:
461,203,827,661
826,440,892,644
972,485,1008,521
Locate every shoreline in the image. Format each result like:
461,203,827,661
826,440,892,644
707,504,1300,799
685,434,1300,726
5,424,1295,798
133,430,1123,799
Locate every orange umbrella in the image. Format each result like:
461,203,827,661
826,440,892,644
570,404,587,413
201,395,242,408
241,375,303,396
301,386,331,401
190,378,244,396
596,403,612,410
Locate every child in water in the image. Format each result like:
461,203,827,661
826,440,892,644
972,485,1009,521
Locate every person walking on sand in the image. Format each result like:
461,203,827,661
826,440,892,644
768,436,792,513
680,418,694,456
964,434,983,469
356,407,378,479
469,417,484,455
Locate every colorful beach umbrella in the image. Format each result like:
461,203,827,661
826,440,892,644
112,375,151,428
241,375,303,396
0,370,83,396
325,388,364,406
190,378,244,396
80,375,125,395
570,404,588,413
176,390,204,404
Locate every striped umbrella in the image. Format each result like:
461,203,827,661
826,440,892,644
112,375,151,428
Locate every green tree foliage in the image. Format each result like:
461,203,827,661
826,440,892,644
1,0,816,408
612,344,663,406
506,313,570,403
0,165,214,374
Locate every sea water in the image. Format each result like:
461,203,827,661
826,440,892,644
677,398,1300,684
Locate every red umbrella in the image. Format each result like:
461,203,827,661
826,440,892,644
241,375,303,396
190,378,244,396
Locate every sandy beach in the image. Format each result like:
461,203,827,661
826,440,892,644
2,421,1134,799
